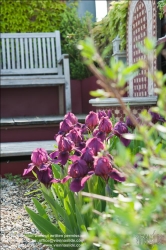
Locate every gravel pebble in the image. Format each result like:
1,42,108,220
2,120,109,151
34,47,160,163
1,178,51,250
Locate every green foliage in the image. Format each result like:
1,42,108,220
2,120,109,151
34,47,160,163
78,37,166,249
157,0,166,19
4,173,30,186
0,0,66,33
92,0,129,58
59,3,93,79
25,165,108,249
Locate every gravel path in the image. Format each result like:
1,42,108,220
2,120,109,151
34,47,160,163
1,177,51,250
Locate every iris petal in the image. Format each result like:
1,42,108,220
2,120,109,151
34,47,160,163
23,163,35,175
109,168,126,182
70,178,84,192
120,137,131,147
58,151,69,165
61,175,71,183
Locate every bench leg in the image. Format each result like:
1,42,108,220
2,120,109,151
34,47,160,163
63,57,72,113
58,85,64,115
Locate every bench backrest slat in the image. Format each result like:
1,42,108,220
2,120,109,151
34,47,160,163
29,38,33,68
11,38,15,69
51,37,56,68
42,38,47,68
0,32,60,75
15,38,20,69
38,38,42,68
20,38,25,69
47,37,51,68
2,38,6,69
6,38,11,69
24,38,29,69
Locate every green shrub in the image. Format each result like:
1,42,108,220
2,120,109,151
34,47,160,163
59,2,93,80
92,0,129,58
0,0,66,33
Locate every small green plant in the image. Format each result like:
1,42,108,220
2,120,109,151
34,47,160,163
158,0,166,19
4,173,30,186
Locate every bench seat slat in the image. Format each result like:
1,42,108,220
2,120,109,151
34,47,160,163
1,68,58,75
1,75,66,87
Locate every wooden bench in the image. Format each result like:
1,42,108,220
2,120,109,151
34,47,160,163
0,31,71,114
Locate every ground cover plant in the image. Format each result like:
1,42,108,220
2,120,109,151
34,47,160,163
23,37,166,249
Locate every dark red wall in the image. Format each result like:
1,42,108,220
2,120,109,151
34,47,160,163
1,76,99,118
1,87,60,117
71,76,100,114
1,125,59,142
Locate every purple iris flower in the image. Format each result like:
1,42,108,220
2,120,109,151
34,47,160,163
50,150,70,166
93,129,106,142
80,124,89,134
149,111,166,124
114,122,131,147
36,167,60,187
81,147,94,168
60,119,73,133
94,157,126,183
98,110,112,120
61,160,93,192
23,148,51,175
74,122,82,129
66,128,82,147
64,112,78,125
54,130,66,140
86,137,104,156
74,141,86,156
50,135,74,166
98,117,113,134
126,116,136,130
56,135,74,152
31,148,48,166
85,111,99,130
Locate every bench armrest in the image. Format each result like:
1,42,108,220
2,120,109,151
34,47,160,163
57,53,71,113
58,54,69,64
